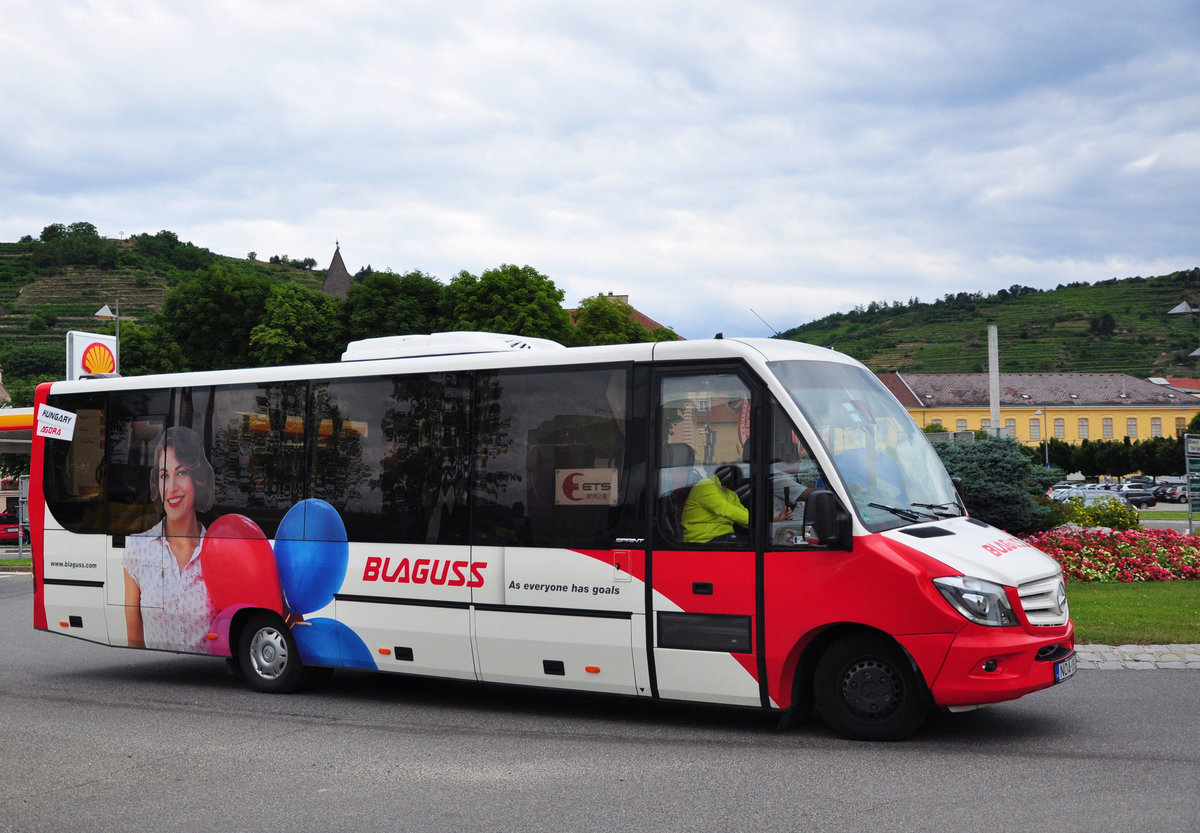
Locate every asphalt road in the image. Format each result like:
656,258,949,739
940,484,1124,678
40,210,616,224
1,573,1197,833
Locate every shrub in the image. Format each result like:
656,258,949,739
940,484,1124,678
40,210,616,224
933,436,1053,534
1061,496,1141,531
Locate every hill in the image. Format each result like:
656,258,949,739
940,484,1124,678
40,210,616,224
778,268,1200,377
0,228,327,387
4,224,1199,382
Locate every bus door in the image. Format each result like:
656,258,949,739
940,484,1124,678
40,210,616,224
469,365,646,695
650,370,763,707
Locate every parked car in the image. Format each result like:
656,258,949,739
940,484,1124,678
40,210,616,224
1164,485,1189,503
1115,487,1157,508
1053,488,1133,506
0,513,27,544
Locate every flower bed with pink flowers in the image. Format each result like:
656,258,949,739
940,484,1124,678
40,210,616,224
1022,528,1200,583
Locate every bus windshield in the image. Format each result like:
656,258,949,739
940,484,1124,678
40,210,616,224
769,359,963,531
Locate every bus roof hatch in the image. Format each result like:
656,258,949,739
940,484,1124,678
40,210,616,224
341,331,566,361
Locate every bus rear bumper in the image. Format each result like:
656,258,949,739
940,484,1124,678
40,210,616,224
929,622,1075,708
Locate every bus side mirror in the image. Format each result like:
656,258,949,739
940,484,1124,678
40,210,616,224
803,489,852,550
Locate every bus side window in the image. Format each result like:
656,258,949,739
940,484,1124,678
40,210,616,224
768,402,827,547
473,365,630,549
658,374,755,547
105,390,171,536
309,373,472,545
206,382,308,538
43,394,108,534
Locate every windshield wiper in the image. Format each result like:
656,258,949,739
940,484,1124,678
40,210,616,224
867,502,937,522
911,501,963,518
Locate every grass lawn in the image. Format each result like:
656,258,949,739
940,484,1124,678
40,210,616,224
1141,509,1191,520
1067,581,1200,644
0,557,31,569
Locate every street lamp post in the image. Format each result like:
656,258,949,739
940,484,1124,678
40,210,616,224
94,299,120,375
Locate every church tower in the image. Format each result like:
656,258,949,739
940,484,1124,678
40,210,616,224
321,242,352,299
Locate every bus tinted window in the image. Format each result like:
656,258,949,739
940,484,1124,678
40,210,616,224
473,366,630,548
207,382,308,537
105,390,171,535
43,392,108,534
310,372,472,544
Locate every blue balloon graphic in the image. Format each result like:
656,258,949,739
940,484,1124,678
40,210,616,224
292,618,376,670
275,499,350,615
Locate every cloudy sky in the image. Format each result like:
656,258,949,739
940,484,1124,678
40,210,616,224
3,1,1198,340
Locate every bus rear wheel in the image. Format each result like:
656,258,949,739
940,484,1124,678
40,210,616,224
237,613,306,693
813,634,929,741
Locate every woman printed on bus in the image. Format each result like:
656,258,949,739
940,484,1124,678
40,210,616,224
123,426,217,652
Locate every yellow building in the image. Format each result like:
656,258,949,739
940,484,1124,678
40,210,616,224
879,372,1200,448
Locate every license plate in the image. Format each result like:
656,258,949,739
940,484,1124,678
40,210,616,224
1054,653,1077,683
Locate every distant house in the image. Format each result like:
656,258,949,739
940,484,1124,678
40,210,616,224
881,371,1199,446
1155,377,1200,399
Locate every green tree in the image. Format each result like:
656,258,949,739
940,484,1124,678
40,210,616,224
1074,439,1102,480
570,293,681,345
3,376,57,408
39,223,66,242
571,294,645,345
0,342,62,379
343,270,445,342
1046,437,1075,472
934,436,1054,534
250,283,344,366
443,265,571,343
114,319,189,376
156,264,273,370
1131,436,1182,478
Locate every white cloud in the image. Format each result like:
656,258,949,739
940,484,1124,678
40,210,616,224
2,0,1199,341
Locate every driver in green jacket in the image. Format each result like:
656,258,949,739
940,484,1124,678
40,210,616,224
681,465,750,543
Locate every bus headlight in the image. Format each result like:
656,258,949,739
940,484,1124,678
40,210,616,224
933,576,1018,627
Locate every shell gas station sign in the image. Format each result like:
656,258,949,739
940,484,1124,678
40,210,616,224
66,331,117,381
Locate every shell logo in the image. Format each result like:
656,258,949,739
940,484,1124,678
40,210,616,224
81,342,116,375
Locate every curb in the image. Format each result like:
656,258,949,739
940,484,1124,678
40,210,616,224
1075,643,1200,670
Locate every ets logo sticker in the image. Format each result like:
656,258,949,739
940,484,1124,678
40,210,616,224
555,468,619,506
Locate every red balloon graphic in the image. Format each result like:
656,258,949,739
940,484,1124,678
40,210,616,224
200,514,284,615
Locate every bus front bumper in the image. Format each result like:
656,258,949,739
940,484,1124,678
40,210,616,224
929,622,1076,708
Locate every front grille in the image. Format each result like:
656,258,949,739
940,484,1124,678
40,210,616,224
1018,575,1070,626
1035,644,1073,662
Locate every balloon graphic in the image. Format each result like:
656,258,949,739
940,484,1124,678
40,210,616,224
200,514,284,615
292,618,376,670
274,499,350,615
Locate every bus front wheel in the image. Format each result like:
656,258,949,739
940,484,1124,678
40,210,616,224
813,634,929,741
237,613,306,693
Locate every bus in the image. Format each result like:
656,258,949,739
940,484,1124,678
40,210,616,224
31,333,1075,740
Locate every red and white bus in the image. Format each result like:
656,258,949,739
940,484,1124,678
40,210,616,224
31,333,1074,740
